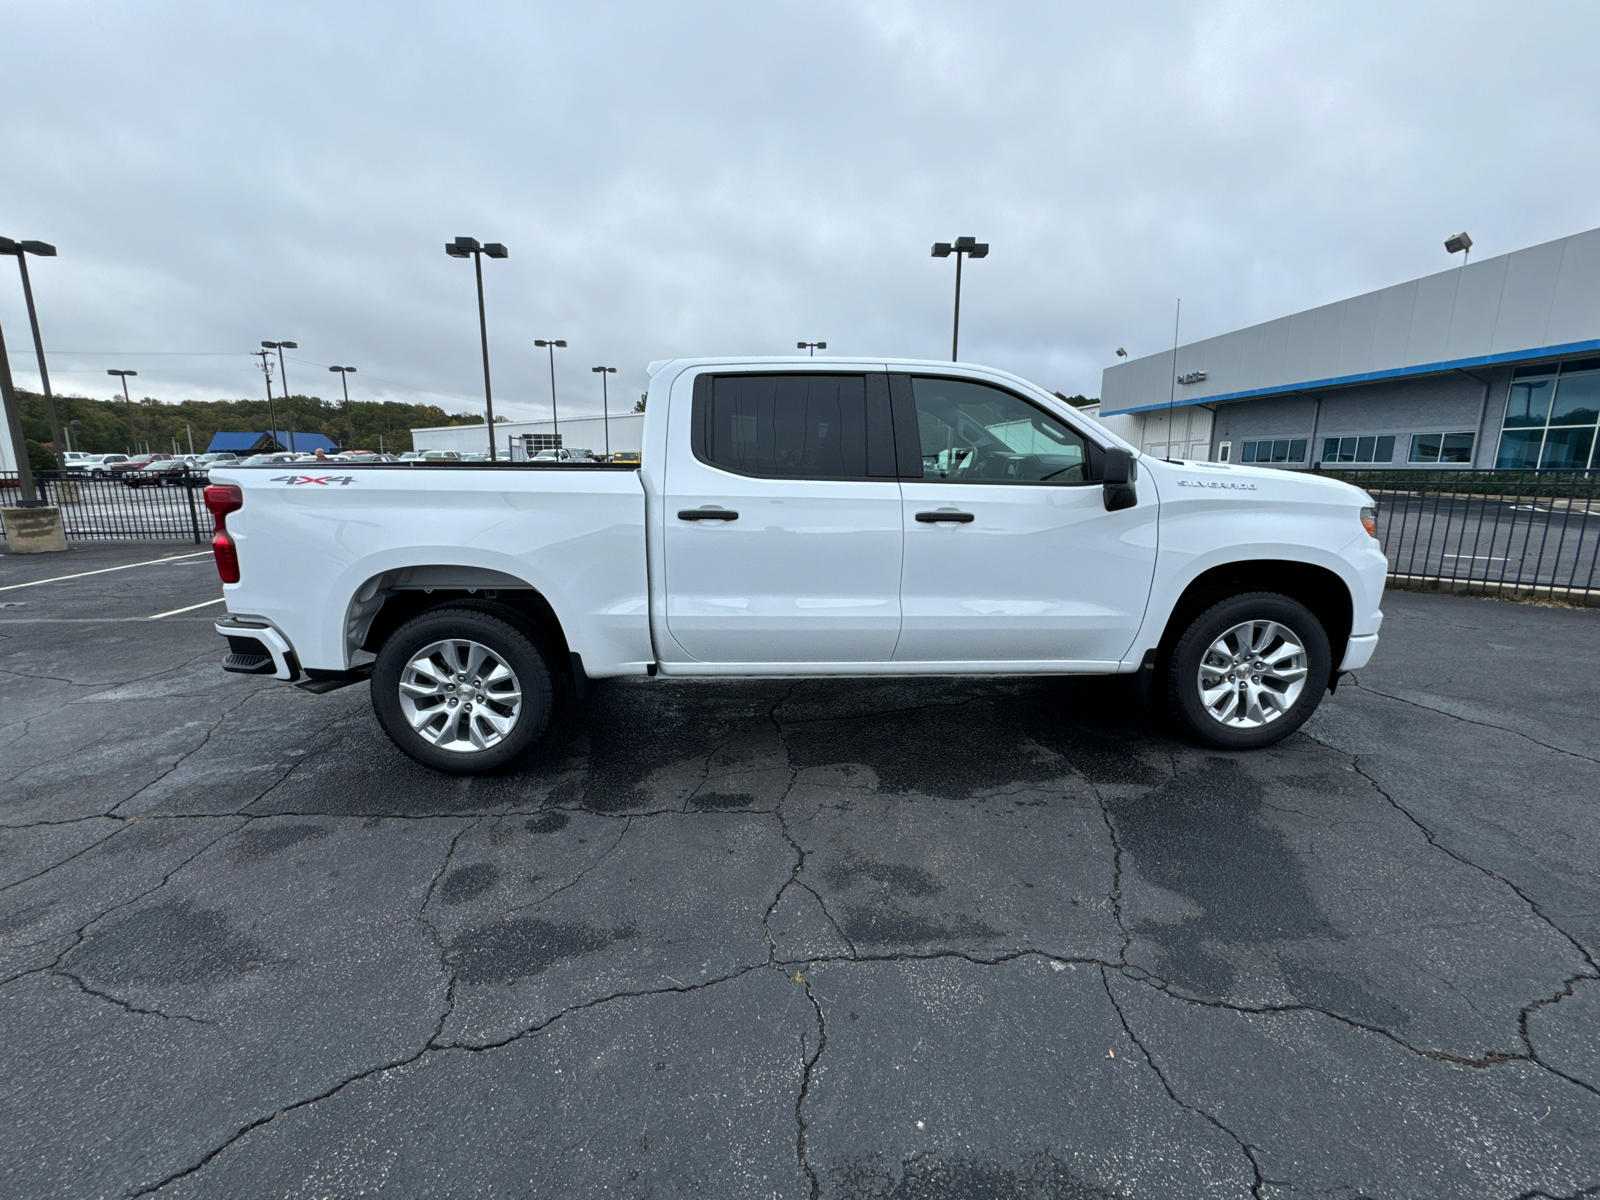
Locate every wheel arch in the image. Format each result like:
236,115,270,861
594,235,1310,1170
1155,559,1354,687
345,564,572,675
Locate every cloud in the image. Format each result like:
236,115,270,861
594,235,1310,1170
2,1,1595,423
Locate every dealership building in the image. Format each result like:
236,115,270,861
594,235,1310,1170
1094,226,1600,471
411,411,644,459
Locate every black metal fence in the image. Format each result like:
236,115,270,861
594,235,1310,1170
6,464,1598,600
1323,469,1600,600
0,469,205,543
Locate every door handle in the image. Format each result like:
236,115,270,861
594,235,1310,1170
915,510,975,523
678,508,739,521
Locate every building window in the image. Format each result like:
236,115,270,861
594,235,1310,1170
1240,438,1306,464
1496,358,1600,469
1216,442,1231,462
1320,435,1396,464
1408,432,1475,464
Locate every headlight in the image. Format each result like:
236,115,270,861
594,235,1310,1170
1360,506,1377,538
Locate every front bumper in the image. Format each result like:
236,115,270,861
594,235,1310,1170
1340,633,1379,671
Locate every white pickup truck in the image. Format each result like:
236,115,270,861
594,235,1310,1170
207,357,1387,774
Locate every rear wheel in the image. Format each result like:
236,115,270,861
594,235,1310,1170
371,606,555,774
1168,591,1331,749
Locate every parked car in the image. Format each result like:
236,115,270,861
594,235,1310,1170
531,448,584,463
208,356,1387,775
609,451,641,464
412,450,461,463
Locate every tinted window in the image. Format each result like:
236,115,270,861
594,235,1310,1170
702,374,869,479
909,377,1089,483
1550,372,1600,426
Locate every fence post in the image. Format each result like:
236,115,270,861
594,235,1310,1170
184,469,203,545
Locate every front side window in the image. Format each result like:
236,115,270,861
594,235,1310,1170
909,377,1090,484
701,374,869,479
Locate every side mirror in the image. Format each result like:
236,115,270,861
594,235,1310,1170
1102,447,1137,512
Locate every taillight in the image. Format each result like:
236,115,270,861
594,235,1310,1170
1360,505,1378,539
205,485,243,583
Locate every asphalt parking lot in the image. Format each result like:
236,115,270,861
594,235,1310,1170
3,541,1599,1200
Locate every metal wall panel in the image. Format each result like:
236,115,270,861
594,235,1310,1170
1404,269,1461,366
1546,228,1600,346
1445,256,1509,361
1490,237,1563,352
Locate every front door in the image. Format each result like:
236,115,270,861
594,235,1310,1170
662,370,904,663
893,375,1158,665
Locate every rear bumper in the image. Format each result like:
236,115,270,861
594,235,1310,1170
216,615,300,681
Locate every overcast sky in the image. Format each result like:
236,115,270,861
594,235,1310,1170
3,1,1597,425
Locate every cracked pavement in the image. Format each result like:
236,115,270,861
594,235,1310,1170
2,542,1599,1199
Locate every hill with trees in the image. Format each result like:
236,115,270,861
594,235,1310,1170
12,389,490,461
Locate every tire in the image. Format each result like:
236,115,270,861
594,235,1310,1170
370,606,556,775
1167,591,1331,750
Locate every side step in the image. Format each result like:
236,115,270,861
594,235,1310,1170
295,664,374,695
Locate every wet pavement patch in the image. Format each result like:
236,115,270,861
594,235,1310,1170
524,810,570,834
232,822,332,864
1107,756,1335,996
444,916,636,984
438,862,500,905
66,900,273,987
828,1152,1116,1200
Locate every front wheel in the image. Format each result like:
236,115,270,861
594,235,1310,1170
1167,592,1331,749
371,606,556,774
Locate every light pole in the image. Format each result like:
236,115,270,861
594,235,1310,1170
446,236,508,459
591,366,616,459
797,341,826,356
535,339,567,448
262,341,298,453
930,236,989,361
251,350,281,451
0,238,66,470
108,370,138,454
329,365,357,450
67,419,83,453
0,314,41,503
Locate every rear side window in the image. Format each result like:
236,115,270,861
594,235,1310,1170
693,374,875,479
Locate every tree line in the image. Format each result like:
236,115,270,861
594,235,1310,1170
12,389,491,468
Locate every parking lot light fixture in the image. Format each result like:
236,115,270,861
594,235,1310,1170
0,237,67,470
262,342,298,453
535,340,568,445
108,369,139,455
329,366,358,450
250,350,281,451
1445,231,1473,265
930,235,988,361
591,365,617,458
447,237,508,459
797,341,826,356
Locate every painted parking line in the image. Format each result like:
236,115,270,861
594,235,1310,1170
148,597,226,619
0,550,211,593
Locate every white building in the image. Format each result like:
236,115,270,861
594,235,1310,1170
411,412,645,459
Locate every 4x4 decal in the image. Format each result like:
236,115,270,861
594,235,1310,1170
269,475,357,486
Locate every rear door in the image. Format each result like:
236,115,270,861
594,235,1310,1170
661,370,904,663
892,374,1158,665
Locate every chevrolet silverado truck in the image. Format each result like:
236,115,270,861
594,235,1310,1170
206,357,1386,774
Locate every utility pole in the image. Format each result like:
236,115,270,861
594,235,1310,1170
329,366,357,450
262,342,297,452
108,370,139,456
251,350,281,450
